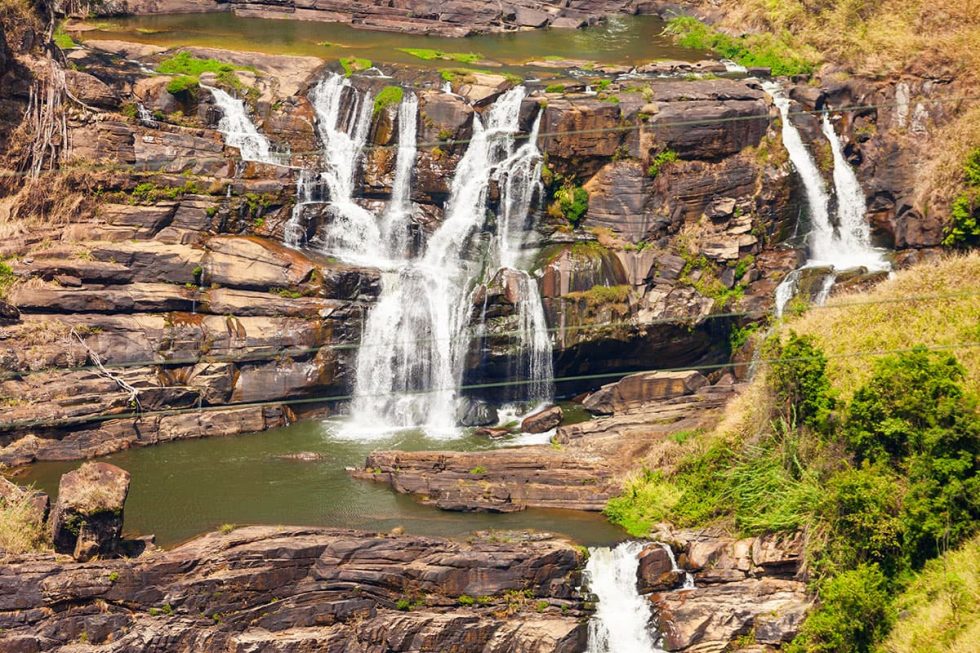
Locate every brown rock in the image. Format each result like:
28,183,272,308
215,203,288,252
583,370,708,415
65,70,120,109
637,543,682,593
50,462,130,561
522,405,563,433
202,235,316,291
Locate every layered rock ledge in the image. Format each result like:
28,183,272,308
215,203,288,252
0,526,589,652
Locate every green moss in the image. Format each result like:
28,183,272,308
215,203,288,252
157,51,254,77
373,85,404,116
0,261,14,299
340,57,372,77
166,75,199,96
398,48,482,64
665,16,816,76
544,83,565,93
564,284,630,306
469,465,487,475
439,67,491,83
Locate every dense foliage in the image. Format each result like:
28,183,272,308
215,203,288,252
943,148,980,247
605,335,980,651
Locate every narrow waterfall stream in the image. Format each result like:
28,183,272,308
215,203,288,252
763,82,890,315
208,87,279,165
586,542,663,653
381,92,418,258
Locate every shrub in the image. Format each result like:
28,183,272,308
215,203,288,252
372,85,404,115
766,333,835,431
943,192,980,247
457,594,475,606
647,149,679,178
550,185,589,225
604,469,682,537
469,465,487,475
787,564,895,653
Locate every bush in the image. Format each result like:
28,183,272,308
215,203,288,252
943,192,980,247
373,85,404,115
647,149,679,177
767,333,836,431
550,185,589,225
788,564,895,653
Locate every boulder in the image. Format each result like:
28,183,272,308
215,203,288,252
0,300,20,324
133,75,179,114
521,405,563,433
457,397,499,427
203,235,316,291
65,70,120,109
50,462,130,561
637,543,682,593
456,72,515,106
419,90,474,147
583,370,708,415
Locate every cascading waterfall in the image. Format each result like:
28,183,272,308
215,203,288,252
585,541,662,653
209,87,277,164
380,92,418,259
309,74,382,265
341,87,552,438
764,81,889,315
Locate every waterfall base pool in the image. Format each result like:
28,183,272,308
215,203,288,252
10,418,626,548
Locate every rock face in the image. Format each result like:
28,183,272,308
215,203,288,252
0,526,589,653
522,405,563,433
583,370,708,415
644,526,811,651
50,462,131,561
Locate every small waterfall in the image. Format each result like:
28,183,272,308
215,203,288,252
136,102,156,127
586,542,662,653
209,87,276,164
506,270,554,405
765,81,889,316
657,542,695,590
381,92,418,259
309,74,381,265
342,87,538,438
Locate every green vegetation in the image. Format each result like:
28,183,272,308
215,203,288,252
457,594,475,606
544,83,565,93
156,52,255,97
605,254,980,651
943,148,980,247
129,180,201,204
0,260,15,299
665,16,816,76
563,284,631,306
439,67,492,84
468,465,487,475
53,24,77,50
398,48,482,64
647,149,679,178
218,523,236,534
372,85,404,116
883,534,979,653
548,185,589,226
165,75,199,96
339,57,372,77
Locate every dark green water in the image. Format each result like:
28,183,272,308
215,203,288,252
12,418,624,548
76,13,705,69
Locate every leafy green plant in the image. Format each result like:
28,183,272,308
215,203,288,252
457,594,475,606
647,149,679,178
766,332,836,431
549,185,589,226
53,25,77,50
469,465,487,475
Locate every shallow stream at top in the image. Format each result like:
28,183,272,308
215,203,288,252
76,13,705,70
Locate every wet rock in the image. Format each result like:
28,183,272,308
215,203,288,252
202,235,315,291
637,543,683,593
0,299,19,324
456,397,499,427
583,370,708,415
456,72,515,106
51,462,130,561
133,75,179,114
582,160,654,243
419,90,474,149
522,405,563,433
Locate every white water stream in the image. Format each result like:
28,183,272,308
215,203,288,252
764,82,890,316
586,541,663,653
209,87,279,165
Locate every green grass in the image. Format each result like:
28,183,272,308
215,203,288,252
166,75,199,96
53,25,77,50
156,52,255,96
665,16,816,76
544,83,565,93
398,48,482,64
439,67,493,83
564,284,631,306
0,260,15,299
373,85,404,116
883,535,979,653
340,57,372,77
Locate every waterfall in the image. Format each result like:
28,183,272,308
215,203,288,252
381,92,418,259
765,81,889,315
586,541,662,653
309,74,381,265
209,87,277,164
341,87,545,438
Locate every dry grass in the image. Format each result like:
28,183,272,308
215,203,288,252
915,106,980,215
0,490,48,555
710,0,980,80
785,252,980,400
883,534,980,653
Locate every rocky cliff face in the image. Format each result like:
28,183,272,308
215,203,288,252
0,526,589,652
